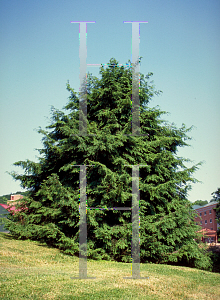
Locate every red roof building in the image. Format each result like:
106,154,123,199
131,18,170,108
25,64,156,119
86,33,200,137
193,202,219,243
0,194,27,218
197,228,218,243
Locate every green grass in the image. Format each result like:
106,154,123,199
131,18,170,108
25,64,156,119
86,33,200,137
0,232,219,300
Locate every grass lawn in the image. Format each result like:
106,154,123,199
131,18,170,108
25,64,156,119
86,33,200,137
0,232,219,300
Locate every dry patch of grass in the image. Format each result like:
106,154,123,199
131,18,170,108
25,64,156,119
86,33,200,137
0,232,219,300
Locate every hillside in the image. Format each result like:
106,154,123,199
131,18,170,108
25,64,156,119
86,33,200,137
0,232,220,300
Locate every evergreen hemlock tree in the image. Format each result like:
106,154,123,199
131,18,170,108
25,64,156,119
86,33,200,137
0,58,212,271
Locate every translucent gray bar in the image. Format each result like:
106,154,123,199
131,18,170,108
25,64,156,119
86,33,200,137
70,164,149,280
79,22,87,136
70,19,149,279
70,164,96,279
132,22,140,136
79,165,87,278
72,21,148,137
123,164,149,279
124,21,148,137
71,22,96,137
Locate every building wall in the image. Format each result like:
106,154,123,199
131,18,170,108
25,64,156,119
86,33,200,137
194,203,218,232
7,194,23,206
10,194,23,201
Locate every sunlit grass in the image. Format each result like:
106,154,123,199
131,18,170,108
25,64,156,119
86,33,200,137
0,232,219,299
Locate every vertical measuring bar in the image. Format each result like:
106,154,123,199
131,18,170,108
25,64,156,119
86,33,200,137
79,22,87,136
124,164,149,279
123,21,148,137
132,22,140,136
70,21,96,136
70,164,96,280
79,164,87,278
70,164,148,279
131,164,140,277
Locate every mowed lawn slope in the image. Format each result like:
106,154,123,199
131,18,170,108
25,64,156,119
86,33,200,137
0,232,219,300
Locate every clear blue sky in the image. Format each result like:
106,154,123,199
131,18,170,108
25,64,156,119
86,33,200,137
0,0,219,203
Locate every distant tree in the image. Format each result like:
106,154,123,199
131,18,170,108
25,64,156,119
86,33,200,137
192,200,208,207
210,188,220,203
0,194,11,204
0,58,212,271
212,188,220,234
209,199,216,203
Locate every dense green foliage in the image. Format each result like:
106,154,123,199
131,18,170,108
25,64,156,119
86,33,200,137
212,187,220,240
211,188,220,203
0,194,12,204
210,189,219,203
0,58,213,271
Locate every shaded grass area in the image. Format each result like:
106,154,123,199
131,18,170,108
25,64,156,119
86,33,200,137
206,244,220,273
0,232,220,300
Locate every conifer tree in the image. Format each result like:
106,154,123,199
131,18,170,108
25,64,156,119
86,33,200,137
0,58,212,271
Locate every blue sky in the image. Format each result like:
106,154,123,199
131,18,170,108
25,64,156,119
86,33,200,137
0,0,219,203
